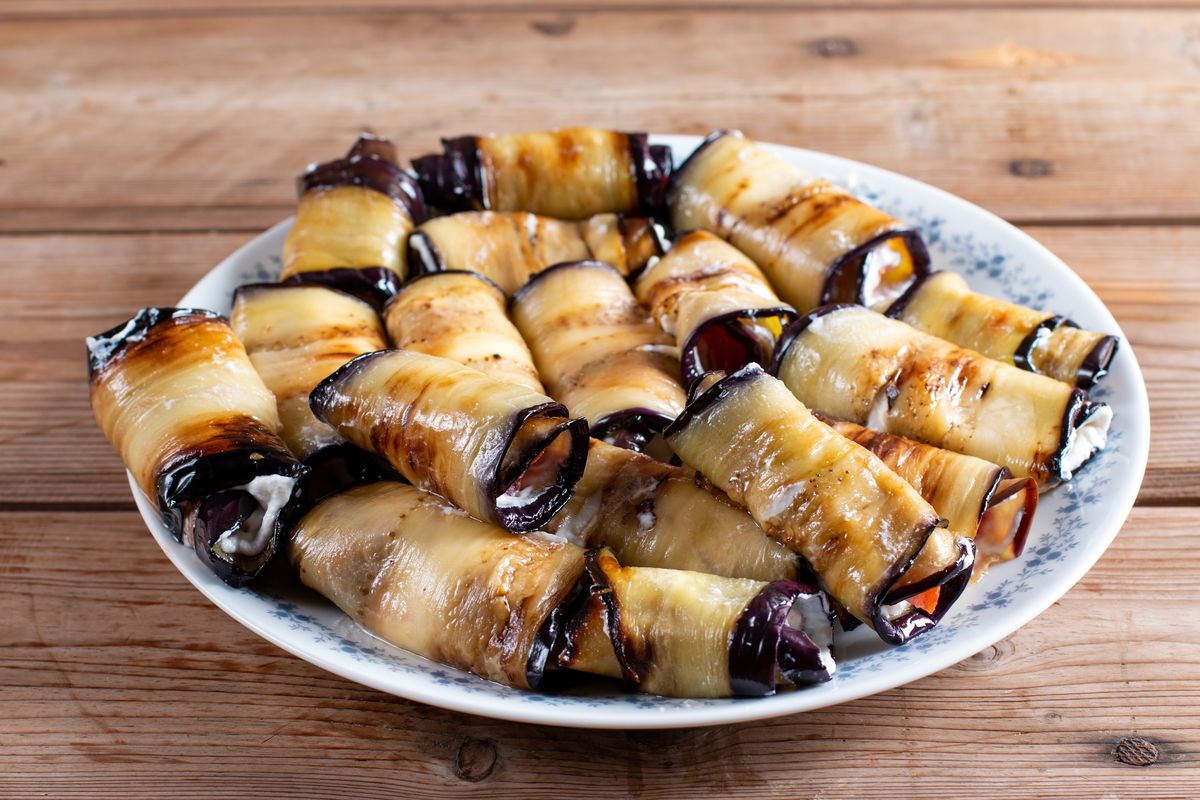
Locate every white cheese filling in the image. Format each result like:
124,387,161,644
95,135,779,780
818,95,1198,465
786,594,837,676
866,385,890,431
216,474,296,557
1061,403,1112,480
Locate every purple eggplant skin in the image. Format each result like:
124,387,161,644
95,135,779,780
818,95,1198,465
626,134,674,216
820,230,931,307
411,135,485,213
280,266,402,312
678,307,799,389
729,579,835,696
491,407,590,532
1066,322,1120,390
588,408,677,453
300,135,427,225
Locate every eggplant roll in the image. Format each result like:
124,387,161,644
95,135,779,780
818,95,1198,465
309,349,588,531
408,211,664,294
231,283,389,459
634,230,797,387
668,131,930,312
510,260,688,450
665,365,972,645
544,438,800,581
887,270,1119,389
289,482,586,689
280,134,426,309
823,417,1036,575
382,271,544,392
559,550,834,697
773,305,1112,488
413,128,672,218
88,308,307,585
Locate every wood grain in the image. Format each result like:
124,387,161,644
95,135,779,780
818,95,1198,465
0,225,1190,506
3,9,1200,231
0,506,1195,798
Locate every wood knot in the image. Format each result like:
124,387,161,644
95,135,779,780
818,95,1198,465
1008,158,1054,178
809,37,858,59
958,638,1014,671
1113,736,1159,767
453,737,497,782
530,16,576,37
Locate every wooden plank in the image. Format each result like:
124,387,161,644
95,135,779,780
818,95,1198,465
0,225,1191,507
0,505,1195,798
2,9,1200,231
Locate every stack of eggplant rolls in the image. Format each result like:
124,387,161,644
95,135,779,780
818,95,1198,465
88,128,1116,700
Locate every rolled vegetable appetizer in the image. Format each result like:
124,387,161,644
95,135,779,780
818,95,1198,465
634,229,797,386
289,482,586,689
88,308,307,585
665,364,972,646
887,270,1119,389
772,305,1112,488
559,550,834,697
382,271,544,392
511,260,688,450
280,134,426,309
822,416,1036,575
668,131,930,312
309,349,588,531
413,127,672,219
544,438,800,581
408,211,664,294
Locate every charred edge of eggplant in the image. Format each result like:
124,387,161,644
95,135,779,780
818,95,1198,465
86,307,224,381
231,281,379,313
626,133,674,216
526,577,589,691
767,303,859,377
882,526,977,604
1076,334,1120,390
984,473,1038,560
281,267,402,312
491,405,589,532
508,259,622,306
664,362,765,440
820,229,931,307
308,349,395,421
1011,314,1066,372
346,133,398,164
411,135,485,214
1046,388,1093,486
881,269,934,320
679,306,799,389
664,129,740,209
865,516,947,646
589,409,677,453
299,152,426,225
728,579,832,696
882,536,977,639
392,268,506,300
299,443,399,509
580,548,651,686
405,230,445,279
615,216,669,280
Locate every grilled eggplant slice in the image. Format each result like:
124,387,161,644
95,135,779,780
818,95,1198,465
544,438,799,581
409,211,664,294
664,365,971,646
289,481,586,689
559,549,834,697
309,349,588,531
413,128,672,218
280,134,425,309
823,416,1036,576
634,230,797,387
668,131,930,312
773,305,1112,488
511,260,687,451
88,308,307,585
887,270,1119,389
383,271,544,392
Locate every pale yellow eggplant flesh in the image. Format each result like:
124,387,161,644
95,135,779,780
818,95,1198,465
413,128,672,219
664,364,969,646
288,482,586,689
667,131,930,313
87,308,307,585
407,210,664,295
558,549,835,697
511,260,687,452
383,270,545,392
308,349,588,532
886,270,1119,389
771,304,1112,489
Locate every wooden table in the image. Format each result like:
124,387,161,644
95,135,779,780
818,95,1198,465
2,1,1197,797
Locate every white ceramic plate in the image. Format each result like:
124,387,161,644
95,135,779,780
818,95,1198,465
131,134,1149,729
